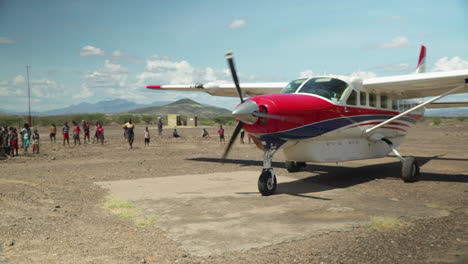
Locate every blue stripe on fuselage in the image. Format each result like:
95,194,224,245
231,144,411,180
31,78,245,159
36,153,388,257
259,115,415,142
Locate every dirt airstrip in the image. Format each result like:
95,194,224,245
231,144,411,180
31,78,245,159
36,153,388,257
0,120,467,263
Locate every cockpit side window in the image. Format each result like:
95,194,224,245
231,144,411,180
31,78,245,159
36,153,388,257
280,78,307,94
297,78,348,102
346,90,357,105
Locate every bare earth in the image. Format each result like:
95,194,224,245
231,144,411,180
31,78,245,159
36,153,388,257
1,120,467,264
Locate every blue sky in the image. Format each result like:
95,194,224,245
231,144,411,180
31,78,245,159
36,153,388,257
1,0,468,112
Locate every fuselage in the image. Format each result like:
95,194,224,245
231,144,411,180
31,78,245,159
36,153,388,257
237,76,424,163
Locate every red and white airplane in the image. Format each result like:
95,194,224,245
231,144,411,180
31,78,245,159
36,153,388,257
147,45,468,196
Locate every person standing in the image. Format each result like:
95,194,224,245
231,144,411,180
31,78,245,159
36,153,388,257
49,123,56,143
218,125,225,143
96,122,104,145
72,121,81,145
124,119,135,149
20,123,31,154
83,121,90,144
157,119,163,136
10,127,18,157
32,129,40,154
240,128,245,144
62,122,70,146
144,126,150,146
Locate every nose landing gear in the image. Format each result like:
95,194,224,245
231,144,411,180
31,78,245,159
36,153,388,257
258,148,278,196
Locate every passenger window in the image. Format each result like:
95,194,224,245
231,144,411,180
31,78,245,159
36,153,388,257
369,93,376,107
360,92,367,106
381,96,388,109
346,90,357,105
392,100,398,110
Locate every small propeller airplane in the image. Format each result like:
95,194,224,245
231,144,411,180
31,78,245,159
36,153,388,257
147,45,468,196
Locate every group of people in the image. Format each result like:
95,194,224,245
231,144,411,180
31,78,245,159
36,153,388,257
52,120,105,146
124,119,165,148
0,123,41,158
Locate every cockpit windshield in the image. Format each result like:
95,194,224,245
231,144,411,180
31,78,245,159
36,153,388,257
281,77,348,103
280,78,307,94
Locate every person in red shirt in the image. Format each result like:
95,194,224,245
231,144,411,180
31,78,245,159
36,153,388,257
10,127,18,157
218,125,225,143
72,120,81,145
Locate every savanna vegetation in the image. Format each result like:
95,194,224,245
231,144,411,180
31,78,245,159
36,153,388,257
0,113,237,127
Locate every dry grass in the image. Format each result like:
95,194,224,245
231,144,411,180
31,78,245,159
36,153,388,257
103,196,159,227
369,216,409,231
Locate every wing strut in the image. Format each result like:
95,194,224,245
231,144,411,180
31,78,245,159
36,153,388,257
365,79,468,135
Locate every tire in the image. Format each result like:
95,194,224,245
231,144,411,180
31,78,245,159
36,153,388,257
285,161,301,173
258,169,277,196
401,157,420,183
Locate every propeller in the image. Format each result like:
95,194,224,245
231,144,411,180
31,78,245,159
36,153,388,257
225,51,244,103
222,51,304,161
222,51,245,161
222,121,243,160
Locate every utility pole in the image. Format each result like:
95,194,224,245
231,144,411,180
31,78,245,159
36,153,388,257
26,65,32,127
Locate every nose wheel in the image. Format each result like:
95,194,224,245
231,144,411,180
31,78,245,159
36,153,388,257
258,169,277,196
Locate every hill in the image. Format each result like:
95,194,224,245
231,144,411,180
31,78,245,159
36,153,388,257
426,107,468,117
128,98,231,117
1,99,172,116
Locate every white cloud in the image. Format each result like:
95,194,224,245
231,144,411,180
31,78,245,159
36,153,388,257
431,56,468,72
299,70,315,78
376,36,411,49
13,75,26,85
80,45,104,56
112,50,123,57
380,36,411,48
372,63,410,72
0,37,16,44
350,71,377,79
229,19,246,29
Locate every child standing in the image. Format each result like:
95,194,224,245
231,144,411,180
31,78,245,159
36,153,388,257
63,122,70,146
72,120,81,145
50,123,56,143
218,125,225,143
144,126,150,146
32,129,40,154
10,127,18,157
20,123,31,154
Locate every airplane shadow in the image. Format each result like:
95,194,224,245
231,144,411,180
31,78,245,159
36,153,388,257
187,156,468,198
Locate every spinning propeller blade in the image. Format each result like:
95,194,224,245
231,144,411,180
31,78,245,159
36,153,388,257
225,51,244,103
222,121,243,161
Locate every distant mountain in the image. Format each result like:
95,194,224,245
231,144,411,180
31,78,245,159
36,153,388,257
426,107,468,117
129,98,231,117
0,99,172,116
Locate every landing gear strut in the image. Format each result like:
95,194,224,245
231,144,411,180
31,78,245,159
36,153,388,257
258,148,277,196
382,138,420,182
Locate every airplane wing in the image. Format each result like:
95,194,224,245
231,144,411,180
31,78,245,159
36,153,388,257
362,69,468,99
147,82,288,97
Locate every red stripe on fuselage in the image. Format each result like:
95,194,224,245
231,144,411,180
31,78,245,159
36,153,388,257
242,94,422,135
346,121,410,129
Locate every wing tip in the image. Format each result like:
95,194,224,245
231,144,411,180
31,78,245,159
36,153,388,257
147,85,162,89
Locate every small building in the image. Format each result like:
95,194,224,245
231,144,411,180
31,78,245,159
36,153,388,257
167,114,181,127
188,116,198,127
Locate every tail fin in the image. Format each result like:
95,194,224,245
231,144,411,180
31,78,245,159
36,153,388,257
415,44,426,73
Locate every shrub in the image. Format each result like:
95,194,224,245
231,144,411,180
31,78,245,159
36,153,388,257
431,116,442,126
141,115,154,124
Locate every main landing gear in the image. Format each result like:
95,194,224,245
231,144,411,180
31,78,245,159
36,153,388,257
258,148,277,196
382,138,420,182
285,161,306,173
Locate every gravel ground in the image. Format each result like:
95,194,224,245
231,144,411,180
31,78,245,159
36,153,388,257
0,120,467,263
